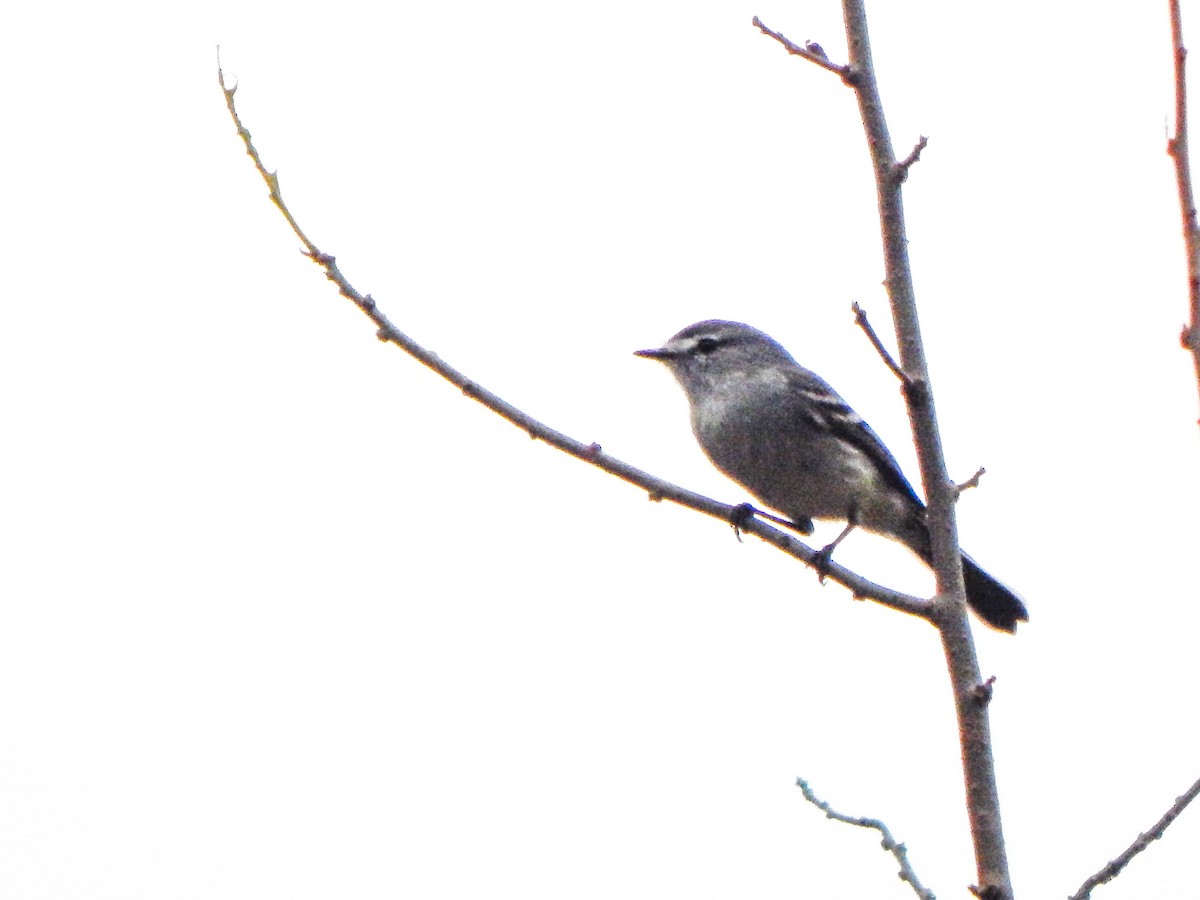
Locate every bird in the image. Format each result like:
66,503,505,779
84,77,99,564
635,319,1028,632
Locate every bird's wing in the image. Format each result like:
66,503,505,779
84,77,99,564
788,368,926,510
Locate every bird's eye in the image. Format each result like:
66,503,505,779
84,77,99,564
695,337,720,355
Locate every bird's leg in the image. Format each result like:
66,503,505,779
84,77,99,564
728,503,814,541
813,519,857,583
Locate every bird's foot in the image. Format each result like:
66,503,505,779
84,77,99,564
813,542,838,584
728,503,757,542
811,521,856,584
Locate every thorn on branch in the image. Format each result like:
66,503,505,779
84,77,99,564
954,467,986,498
971,676,996,706
893,136,929,184
304,249,336,267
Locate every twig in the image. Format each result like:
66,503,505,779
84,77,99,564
1167,0,1200,422
851,301,908,384
954,467,986,498
751,16,852,81
894,136,929,184
216,60,936,627
796,777,936,900
1068,774,1200,900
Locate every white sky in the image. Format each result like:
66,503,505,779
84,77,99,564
3,1,1199,897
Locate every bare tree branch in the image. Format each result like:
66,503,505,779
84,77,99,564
796,777,936,900
756,6,1015,896
839,3,1014,894
894,135,929,183
851,301,908,384
216,61,936,627
1068,774,1200,900
1168,0,1200,422
954,467,987,498
751,16,852,81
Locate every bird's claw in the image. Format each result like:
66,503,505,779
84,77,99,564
813,542,838,584
729,503,757,542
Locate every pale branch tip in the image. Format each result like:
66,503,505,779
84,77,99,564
1068,774,1200,900
954,467,986,498
795,777,936,900
216,61,938,630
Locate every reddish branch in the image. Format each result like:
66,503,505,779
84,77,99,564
1168,0,1200,420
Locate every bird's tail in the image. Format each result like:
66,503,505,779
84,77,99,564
960,553,1028,633
899,520,1027,632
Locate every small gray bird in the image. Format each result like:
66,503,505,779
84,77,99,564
636,319,1028,633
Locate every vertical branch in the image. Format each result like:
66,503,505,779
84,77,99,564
1168,0,1200,419
839,1,1013,897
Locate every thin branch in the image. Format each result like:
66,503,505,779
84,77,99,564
837,3,1014,896
751,16,852,81
851,301,908,384
954,467,987,498
216,61,935,627
1168,0,1200,421
1068,774,1200,900
894,135,929,183
796,777,936,900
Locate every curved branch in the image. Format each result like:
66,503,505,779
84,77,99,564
1167,0,1200,421
1069,774,1200,900
216,63,935,627
796,777,936,900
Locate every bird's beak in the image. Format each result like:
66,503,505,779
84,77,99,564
634,346,674,360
